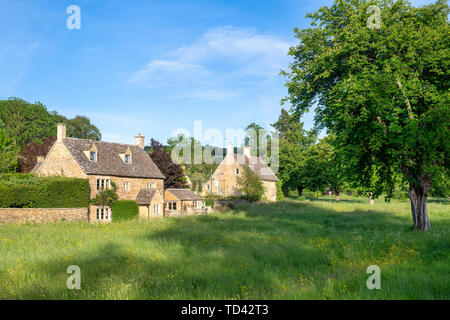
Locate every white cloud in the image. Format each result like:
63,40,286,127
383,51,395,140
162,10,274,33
129,26,292,101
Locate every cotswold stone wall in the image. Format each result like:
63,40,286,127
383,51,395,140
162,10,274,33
0,208,89,224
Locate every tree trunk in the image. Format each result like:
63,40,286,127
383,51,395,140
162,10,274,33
297,185,303,197
369,193,374,205
334,187,340,201
409,180,431,231
316,187,319,200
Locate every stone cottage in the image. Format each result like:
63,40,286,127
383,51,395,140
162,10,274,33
202,142,278,201
165,188,203,215
33,124,166,222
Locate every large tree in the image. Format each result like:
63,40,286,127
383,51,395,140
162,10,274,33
283,0,449,230
66,116,102,141
272,109,317,196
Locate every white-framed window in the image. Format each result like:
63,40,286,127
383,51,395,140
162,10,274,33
215,179,219,187
124,181,130,192
236,168,239,175
168,202,177,210
125,154,131,164
90,151,97,162
96,179,111,191
96,207,111,221
207,184,210,190
147,182,156,189
154,204,160,215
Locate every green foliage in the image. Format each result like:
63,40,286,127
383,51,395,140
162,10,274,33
205,193,215,208
111,200,139,222
273,109,318,194
0,127,19,173
276,180,285,201
0,98,101,174
237,166,266,202
0,174,89,208
90,182,118,208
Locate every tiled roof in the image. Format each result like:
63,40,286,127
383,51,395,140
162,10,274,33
136,189,157,205
234,154,279,182
63,137,165,179
166,188,203,201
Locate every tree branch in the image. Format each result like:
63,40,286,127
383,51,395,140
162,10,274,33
396,79,414,120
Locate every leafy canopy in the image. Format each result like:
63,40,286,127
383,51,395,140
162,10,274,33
282,0,449,198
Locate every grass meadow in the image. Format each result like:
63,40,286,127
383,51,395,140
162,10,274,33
0,199,449,299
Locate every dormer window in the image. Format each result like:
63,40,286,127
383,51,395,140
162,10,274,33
84,144,98,162
119,147,132,164
147,182,156,189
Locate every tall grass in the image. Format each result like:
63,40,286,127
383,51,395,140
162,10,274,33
0,199,448,299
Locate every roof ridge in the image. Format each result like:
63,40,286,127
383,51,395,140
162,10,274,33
65,137,137,148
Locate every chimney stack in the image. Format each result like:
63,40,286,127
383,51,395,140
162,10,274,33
135,133,145,149
243,146,251,158
57,123,66,142
227,141,234,156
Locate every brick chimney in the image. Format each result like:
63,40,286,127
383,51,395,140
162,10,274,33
135,133,145,149
57,123,66,142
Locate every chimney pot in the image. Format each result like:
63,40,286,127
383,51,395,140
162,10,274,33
57,123,66,142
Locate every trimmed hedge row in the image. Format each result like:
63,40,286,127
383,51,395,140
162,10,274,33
111,200,139,222
0,174,90,208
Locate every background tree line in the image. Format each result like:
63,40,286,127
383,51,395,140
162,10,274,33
0,98,101,173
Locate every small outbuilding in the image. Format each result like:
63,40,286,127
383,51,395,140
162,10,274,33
165,188,203,215
136,189,164,219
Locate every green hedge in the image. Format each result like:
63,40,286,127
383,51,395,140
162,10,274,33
0,174,89,208
111,200,139,222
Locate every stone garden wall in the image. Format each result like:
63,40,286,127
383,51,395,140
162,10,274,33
0,208,89,224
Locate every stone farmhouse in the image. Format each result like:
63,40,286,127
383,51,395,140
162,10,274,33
33,123,167,222
202,142,278,201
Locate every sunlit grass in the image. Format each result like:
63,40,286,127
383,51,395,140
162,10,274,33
0,199,448,299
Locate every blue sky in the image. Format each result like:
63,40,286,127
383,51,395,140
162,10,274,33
0,0,434,146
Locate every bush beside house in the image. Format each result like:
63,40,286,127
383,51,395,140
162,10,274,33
111,200,139,222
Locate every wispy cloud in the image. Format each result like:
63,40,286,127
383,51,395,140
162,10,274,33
129,26,291,101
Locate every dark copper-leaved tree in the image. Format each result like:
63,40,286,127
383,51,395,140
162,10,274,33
148,139,189,189
18,136,56,173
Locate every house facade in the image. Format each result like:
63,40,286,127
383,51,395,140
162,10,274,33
202,142,278,201
34,124,166,222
